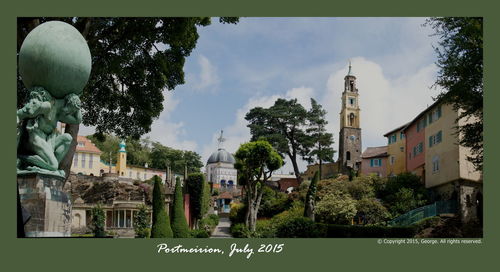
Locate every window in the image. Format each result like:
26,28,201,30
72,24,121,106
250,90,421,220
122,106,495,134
429,131,443,148
370,158,382,167
89,154,93,169
78,141,84,147
73,153,78,167
400,132,404,139
81,153,86,168
413,142,423,157
416,118,427,132
349,97,355,106
390,156,395,165
432,156,440,173
346,151,351,161
389,134,397,144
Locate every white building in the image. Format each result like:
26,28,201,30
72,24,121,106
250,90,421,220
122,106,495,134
205,148,237,189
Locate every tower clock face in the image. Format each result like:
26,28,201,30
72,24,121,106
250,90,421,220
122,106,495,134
349,135,356,141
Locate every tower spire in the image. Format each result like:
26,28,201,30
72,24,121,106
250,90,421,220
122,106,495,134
347,60,353,76
217,130,226,149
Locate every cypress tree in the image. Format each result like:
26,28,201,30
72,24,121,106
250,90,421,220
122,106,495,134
171,177,189,238
304,171,319,221
151,175,173,238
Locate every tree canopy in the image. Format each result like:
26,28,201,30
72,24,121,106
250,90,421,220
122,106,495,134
245,98,312,182
426,17,483,170
87,133,203,174
234,140,283,231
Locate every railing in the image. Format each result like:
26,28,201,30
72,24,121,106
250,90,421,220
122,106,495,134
388,200,458,226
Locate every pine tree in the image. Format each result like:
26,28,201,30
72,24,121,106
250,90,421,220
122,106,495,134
171,177,189,238
151,175,173,238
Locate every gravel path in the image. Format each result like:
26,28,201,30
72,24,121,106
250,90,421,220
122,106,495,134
211,216,232,238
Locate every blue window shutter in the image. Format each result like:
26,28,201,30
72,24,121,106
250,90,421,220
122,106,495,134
379,159,382,166
370,159,374,167
437,131,442,143
429,136,433,147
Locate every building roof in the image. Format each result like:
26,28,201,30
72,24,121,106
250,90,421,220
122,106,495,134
76,136,102,154
383,122,410,137
218,191,233,199
361,146,389,159
207,148,236,164
402,99,443,132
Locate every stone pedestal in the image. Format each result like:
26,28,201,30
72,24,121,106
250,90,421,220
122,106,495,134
18,173,71,237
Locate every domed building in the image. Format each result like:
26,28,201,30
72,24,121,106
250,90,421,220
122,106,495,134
205,131,237,190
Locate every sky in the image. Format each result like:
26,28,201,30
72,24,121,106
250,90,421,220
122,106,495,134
80,17,443,174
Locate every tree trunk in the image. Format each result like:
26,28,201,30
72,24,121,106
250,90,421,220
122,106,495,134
59,123,80,181
288,152,303,184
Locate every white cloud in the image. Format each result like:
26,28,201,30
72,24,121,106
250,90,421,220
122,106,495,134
189,55,219,91
146,91,198,151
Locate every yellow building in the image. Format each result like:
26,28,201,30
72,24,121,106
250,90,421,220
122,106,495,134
383,123,408,176
424,103,481,190
71,136,103,176
71,136,166,182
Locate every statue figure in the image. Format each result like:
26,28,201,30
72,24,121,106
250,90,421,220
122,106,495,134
17,87,82,177
17,21,91,178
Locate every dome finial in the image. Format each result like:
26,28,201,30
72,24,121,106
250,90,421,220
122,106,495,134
217,130,226,149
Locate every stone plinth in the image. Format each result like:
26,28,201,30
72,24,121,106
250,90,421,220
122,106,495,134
18,173,71,237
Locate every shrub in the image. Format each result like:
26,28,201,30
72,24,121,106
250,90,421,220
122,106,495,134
230,223,250,238
171,178,189,238
315,192,357,224
134,204,150,238
259,186,291,218
151,175,173,238
355,198,391,224
253,219,276,238
316,224,416,238
90,204,105,237
412,216,441,233
199,214,219,234
229,202,246,224
190,229,210,238
276,217,318,238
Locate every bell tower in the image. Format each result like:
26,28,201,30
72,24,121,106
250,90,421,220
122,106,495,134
338,62,362,174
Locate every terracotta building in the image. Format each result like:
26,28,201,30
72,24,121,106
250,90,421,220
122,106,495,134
360,146,388,177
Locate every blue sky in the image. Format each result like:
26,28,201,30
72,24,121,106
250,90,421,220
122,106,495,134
80,17,442,173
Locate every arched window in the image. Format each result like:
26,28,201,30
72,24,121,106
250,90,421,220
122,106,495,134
221,180,226,187
346,151,351,161
228,180,234,187
349,113,355,126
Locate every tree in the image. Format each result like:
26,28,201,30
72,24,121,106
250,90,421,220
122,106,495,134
355,198,390,225
150,175,173,238
171,177,189,238
17,17,238,178
234,140,283,231
426,17,483,170
304,171,319,221
134,204,151,238
306,98,335,179
245,98,312,183
186,173,207,228
90,204,106,237
378,173,429,217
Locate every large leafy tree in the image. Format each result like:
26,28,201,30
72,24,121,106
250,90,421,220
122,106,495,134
17,17,238,178
234,140,283,231
426,17,483,170
305,98,335,179
245,98,312,183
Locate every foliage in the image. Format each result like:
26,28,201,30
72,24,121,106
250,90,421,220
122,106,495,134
186,173,210,226
151,175,173,238
355,198,391,225
229,202,247,224
234,140,283,231
133,204,151,238
258,186,291,219
412,216,441,234
378,173,429,217
304,171,319,220
88,134,203,173
90,204,106,237
276,217,318,238
315,224,416,238
305,99,335,179
315,191,357,225
426,17,483,170
245,98,312,182
189,229,210,238
230,223,251,238
199,214,219,234
171,178,189,238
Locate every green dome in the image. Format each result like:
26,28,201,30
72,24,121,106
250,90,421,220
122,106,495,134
19,21,92,99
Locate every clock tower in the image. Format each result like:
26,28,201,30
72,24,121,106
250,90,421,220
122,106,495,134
338,62,362,174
